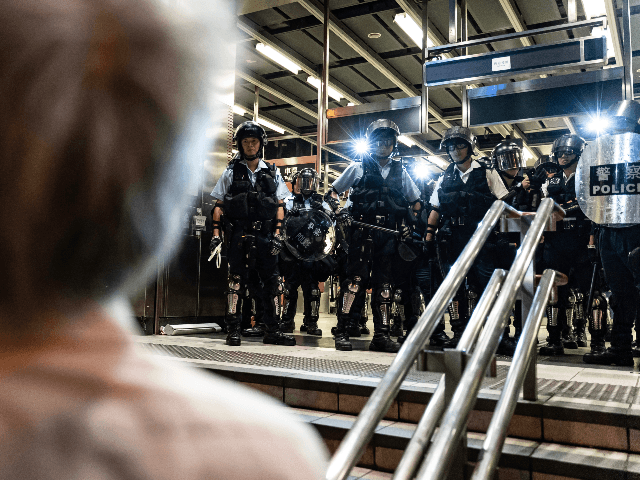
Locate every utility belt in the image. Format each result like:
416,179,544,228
227,218,273,235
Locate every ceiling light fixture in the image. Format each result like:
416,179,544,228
233,105,247,116
368,32,381,39
306,76,343,101
398,135,416,147
582,0,607,19
255,43,301,74
393,13,434,48
256,117,285,134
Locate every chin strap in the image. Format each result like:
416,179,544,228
501,170,516,180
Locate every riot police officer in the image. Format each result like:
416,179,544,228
280,168,336,336
210,121,295,347
425,127,508,347
580,100,640,366
538,134,592,356
330,119,421,352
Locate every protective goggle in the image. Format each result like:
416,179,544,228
372,138,395,147
296,175,318,194
446,142,469,152
555,148,576,158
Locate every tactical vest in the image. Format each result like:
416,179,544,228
349,157,409,224
439,162,492,223
224,160,279,227
546,170,590,234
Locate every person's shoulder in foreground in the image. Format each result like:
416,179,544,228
0,300,328,480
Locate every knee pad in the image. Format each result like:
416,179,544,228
271,276,283,317
310,288,321,301
341,276,361,314
227,274,243,315
393,288,405,323
310,288,321,317
547,306,559,327
376,283,392,327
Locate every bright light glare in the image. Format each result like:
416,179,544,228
582,0,607,19
307,76,343,101
426,156,449,170
414,162,431,179
354,138,369,155
523,148,535,162
255,43,301,74
398,135,416,147
591,26,614,58
233,105,247,116
588,115,610,134
256,118,285,134
393,13,434,48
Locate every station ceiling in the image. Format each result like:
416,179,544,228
234,0,640,180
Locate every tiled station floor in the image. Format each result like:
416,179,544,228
136,312,640,393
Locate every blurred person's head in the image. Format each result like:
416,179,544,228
0,0,222,327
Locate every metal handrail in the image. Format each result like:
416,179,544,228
470,268,557,480
391,269,506,480
416,197,557,480
325,200,515,480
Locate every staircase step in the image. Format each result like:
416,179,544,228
291,407,632,480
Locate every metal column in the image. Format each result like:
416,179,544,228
421,0,429,136
622,0,634,100
316,0,330,174
254,85,260,121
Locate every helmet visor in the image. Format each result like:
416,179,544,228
296,175,318,194
496,150,524,171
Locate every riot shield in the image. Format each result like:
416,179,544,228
283,208,336,261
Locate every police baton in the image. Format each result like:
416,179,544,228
351,220,401,236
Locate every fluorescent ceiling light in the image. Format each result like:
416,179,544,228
233,105,247,116
306,76,343,101
426,155,449,170
255,43,301,74
394,13,434,48
523,148,535,162
398,135,416,147
591,26,614,59
256,117,285,134
582,0,606,19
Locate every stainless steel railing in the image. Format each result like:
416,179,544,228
416,197,557,480
325,200,515,480
391,268,507,480
470,268,557,480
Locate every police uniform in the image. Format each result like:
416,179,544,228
332,121,421,352
211,150,293,346
539,135,592,356
279,191,336,336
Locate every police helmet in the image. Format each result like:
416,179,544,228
551,134,585,168
439,126,476,152
295,168,319,196
534,155,560,174
492,139,525,171
365,119,401,148
605,100,640,134
234,121,268,150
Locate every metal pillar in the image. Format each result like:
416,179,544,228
316,0,330,174
421,0,429,136
254,85,259,121
460,0,468,128
324,150,329,193
567,0,577,23
448,0,457,44
622,0,634,100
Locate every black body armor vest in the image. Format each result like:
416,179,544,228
224,160,279,227
349,157,409,226
438,162,493,224
546,170,590,234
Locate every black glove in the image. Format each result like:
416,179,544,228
401,223,412,239
210,235,222,254
587,244,599,263
528,169,547,190
424,239,436,257
336,210,352,227
270,234,285,255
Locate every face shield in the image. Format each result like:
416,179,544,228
295,169,318,195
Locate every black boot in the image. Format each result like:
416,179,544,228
300,324,307,332
242,323,265,337
334,331,352,351
429,330,451,348
574,328,588,348
225,324,242,346
263,330,296,346
360,322,370,335
539,339,564,356
369,331,401,353
390,321,403,338
583,347,634,367
562,330,578,349
497,335,518,356
304,316,322,336
347,319,362,337
280,318,295,333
